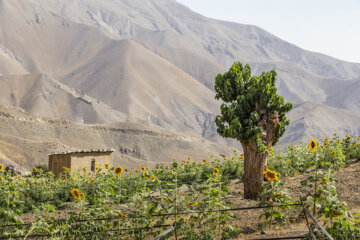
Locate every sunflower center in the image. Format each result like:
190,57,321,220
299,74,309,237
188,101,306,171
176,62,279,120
267,172,275,178
311,142,315,148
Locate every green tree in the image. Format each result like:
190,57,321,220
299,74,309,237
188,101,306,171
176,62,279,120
214,62,292,199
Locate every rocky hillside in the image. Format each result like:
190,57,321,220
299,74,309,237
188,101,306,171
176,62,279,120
0,103,233,172
0,0,359,168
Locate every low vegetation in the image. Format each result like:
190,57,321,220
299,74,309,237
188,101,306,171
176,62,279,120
0,134,360,239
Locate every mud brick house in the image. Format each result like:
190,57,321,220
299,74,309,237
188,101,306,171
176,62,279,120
48,149,114,177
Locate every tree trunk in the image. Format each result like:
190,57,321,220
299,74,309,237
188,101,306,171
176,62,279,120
242,140,268,200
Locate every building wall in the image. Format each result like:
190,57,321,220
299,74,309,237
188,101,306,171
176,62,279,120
69,152,113,174
49,154,71,177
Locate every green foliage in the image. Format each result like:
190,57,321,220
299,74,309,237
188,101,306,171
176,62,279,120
214,62,292,149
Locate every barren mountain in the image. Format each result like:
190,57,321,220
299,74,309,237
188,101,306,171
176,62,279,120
0,103,233,172
0,0,360,169
282,102,360,145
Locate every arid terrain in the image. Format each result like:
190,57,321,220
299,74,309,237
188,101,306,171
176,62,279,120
0,0,360,170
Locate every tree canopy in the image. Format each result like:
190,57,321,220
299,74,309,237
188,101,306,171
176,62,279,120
215,62,292,151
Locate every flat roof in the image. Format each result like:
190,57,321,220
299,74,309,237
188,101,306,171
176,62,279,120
49,148,115,156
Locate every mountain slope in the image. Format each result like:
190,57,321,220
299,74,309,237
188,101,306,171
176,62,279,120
0,103,234,172
0,0,359,152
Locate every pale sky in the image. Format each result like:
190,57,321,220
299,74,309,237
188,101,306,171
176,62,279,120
176,0,360,63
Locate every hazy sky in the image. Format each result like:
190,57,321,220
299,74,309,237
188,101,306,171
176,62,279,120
176,0,360,63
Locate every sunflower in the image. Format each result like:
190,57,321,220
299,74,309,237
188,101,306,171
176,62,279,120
104,163,109,169
345,134,350,139
353,142,357,147
273,193,284,198
308,139,318,152
79,192,85,200
324,138,329,142
114,166,123,176
213,167,219,177
358,136,360,141
182,160,186,164
17,174,21,179
141,166,146,171
142,171,146,178
221,154,226,158
290,147,295,151
202,158,207,163
150,175,157,180
269,147,274,153
33,167,38,172
173,158,177,162
118,212,127,219
137,164,141,168
125,168,128,172
129,172,133,176
240,153,244,160
83,167,87,172
71,188,81,200
135,170,139,174
0,164,3,172
263,169,278,182
331,150,336,156
65,168,70,172
187,202,199,207
187,156,191,161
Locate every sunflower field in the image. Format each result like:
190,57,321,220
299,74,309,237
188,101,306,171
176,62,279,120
0,134,360,239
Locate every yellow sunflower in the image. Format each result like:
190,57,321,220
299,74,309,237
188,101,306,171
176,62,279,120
308,139,318,152
0,163,3,172
104,163,109,169
290,147,295,151
173,158,177,162
221,154,226,158
137,164,141,168
114,166,123,176
118,212,127,219
83,167,87,172
79,192,85,200
358,136,360,141
269,147,274,153
150,175,157,180
33,167,38,172
125,168,128,172
263,169,278,182
17,174,21,179
331,150,336,156
324,138,329,142
213,167,219,177
182,160,186,164
345,134,350,139
273,193,284,198
187,156,191,161
353,142,357,147
202,158,207,163
141,166,146,171
187,202,199,207
71,188,81,200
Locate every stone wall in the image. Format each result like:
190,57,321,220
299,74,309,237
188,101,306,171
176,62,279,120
49,154,71,177
49,152,113,177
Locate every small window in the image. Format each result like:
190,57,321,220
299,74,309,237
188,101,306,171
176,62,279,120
91,159,95,172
